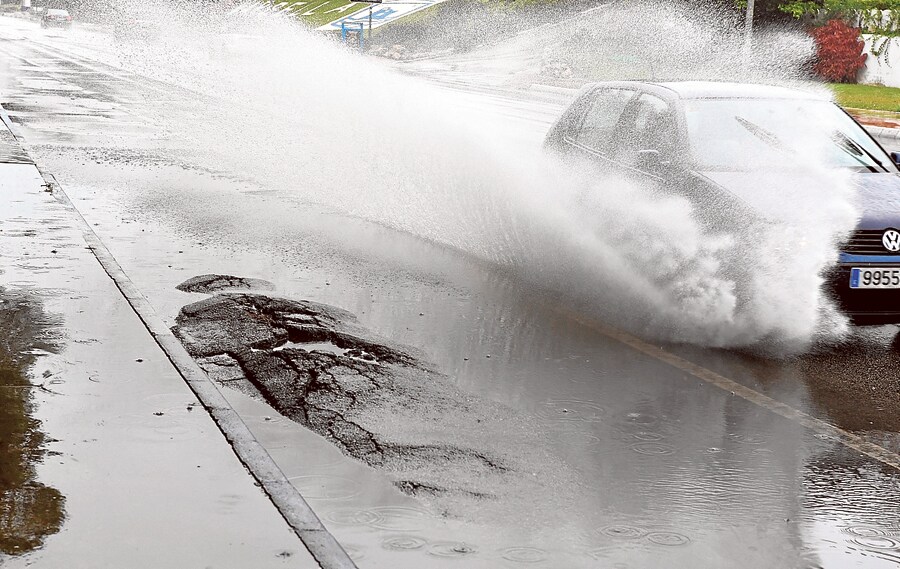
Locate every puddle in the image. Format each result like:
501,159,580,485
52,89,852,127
630,442,678,456
0,288,65,556
499,546,548,563
535,398,606,423
646,531,691,546
362,506,432,532
272,341,347,356
427,541,478,558
599,525,647,540
382,535,428,551
285,474,362,501
272,340,380,364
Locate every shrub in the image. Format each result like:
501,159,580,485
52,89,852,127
812,19,868,83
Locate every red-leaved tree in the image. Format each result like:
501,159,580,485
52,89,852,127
812,19,868,83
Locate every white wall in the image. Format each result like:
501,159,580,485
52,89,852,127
860,35,900,88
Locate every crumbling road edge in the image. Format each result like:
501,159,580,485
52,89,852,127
0,106,358,569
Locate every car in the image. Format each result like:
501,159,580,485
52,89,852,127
40,8,72,29
544,81,900,325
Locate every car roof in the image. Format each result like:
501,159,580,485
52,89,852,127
47,8,68,13
588,80,826,101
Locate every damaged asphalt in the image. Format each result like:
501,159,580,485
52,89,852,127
0,162,322,567
173,284,582,512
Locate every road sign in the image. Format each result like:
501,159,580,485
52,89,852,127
317,0,446,32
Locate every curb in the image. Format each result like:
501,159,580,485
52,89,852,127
865,124,900,140
0,106,358,569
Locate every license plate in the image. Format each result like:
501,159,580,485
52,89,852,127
850,267,900,289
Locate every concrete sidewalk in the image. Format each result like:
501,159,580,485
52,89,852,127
0,133,319,565
845,108,900,140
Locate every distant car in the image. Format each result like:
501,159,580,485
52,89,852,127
545,81,900,325
40,8,72,29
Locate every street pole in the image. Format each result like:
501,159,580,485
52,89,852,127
368,6,373,41
742,0,755,66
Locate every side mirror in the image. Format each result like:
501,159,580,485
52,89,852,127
891,151,900,167
636,149,670,174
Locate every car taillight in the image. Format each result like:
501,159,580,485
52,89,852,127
67,16,71,20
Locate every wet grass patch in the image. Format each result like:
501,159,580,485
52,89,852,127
830,83,900,113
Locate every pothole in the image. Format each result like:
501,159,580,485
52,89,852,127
171,281,579,518
176,273,275,294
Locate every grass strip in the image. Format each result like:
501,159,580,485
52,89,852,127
830,83,900,113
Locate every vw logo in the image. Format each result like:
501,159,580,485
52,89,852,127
884,229,900,252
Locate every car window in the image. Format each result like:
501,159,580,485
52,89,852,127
574,89,635,154
683,98,899,172
47,9,68,16
614,93,677,167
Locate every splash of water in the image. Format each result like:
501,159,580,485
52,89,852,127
545,1,817,84
76,0,861,353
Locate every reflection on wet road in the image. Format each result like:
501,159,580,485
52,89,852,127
1,14,900,568
0,289,64,557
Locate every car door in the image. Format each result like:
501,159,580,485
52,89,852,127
610,92,679,183
614,92,751,234
565,87,637,171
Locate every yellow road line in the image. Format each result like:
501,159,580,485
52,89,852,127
562,309,900,471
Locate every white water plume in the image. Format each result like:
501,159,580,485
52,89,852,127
82,0,862,353
546,1,817,84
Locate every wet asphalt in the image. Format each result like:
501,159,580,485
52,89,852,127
0,162,319,567
1,14,900,569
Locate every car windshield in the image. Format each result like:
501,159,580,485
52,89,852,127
47,9,68,16
684,98,898,173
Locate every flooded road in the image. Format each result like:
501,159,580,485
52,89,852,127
1,13,900,568
0,160,318,567
0,289,65,557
